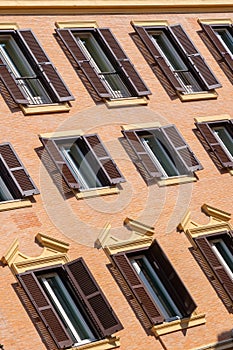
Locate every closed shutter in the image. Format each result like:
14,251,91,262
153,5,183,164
18,29,74,102
195,234,233,302
170,25,221,90
82,134,125,184
0,143,39,197
122,129,162,178
98,28,151,96
40,136,80,189
56,28,111,98
161,125,202,172
195,121,233,168
112,252,164,325
200,23,233,71
17,270,73,349
65,258,123,337
133,25,185,92
148,240,197,316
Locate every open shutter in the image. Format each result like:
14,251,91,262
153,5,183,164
122,129,162,179
65,258,123,337
17,270,73,349
17,29,74,102
40,136,80,189
0,143,39,197
56,28,111,98
195,233,233,302
161,125,202,172
148,241,196,316
112,252,164,325
170,24,221,90
82,134,125,184
200,23,233,71
98,28,151,96
195,121,233,168
133,25,185,92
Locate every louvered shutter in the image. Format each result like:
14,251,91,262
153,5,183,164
122,129,162,178
98,28,151,96
17,270,73,349
133,25,184,92
40,136,80,189
200,23,233,71
195,233,233,302
195,121,233,168
17,29,74,102
169,24,221,90
64,258,123,337
0,143,39,197
148,241,196,316
56,28,111,98
161,125,202,172
82,134,125,184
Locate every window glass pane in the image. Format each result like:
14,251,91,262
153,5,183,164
214,28,233,58
213,126,233,160
210,238,233,279
0,175,14,201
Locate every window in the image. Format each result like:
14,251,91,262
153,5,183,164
132,23,221,96
195,119,233,169
112,240,196,326
0,142,39,201
0,29,74,106
17,258,123,349
122,125,202,182
56,27,151,100
40,133,125,191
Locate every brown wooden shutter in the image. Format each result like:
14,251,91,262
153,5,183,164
56,28,111,98
64,258,123,337
122,129,162,179
98,28,151,96
148,240,197,316
82,134,125,184
200,23,233,71
195,121,233,168
161,125,203,172
169,24,221,90
17,29,74,102
17,270,73,349
195,233,233,302
0,143,39,197
39,136,80,189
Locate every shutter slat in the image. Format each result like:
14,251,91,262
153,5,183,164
98,28,151,96
0,143,39,197
56,28,111,98
112,252,164,325
122,129,162,178
133,25,184,91
17,271,73,348
65,258,123,337
161,125,202,172
170,24,221,90
18,29,74,102
83,134,125,184
40,137,80,189
196,122,233,168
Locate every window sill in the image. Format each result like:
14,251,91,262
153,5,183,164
0,198,32,212
151,313,206,337
157,175,197,187
20,102,70,115
70,337,120,350
177,90,218,101
104,96,148,108
74,186,119,199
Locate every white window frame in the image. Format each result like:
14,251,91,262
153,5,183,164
212,126,233,162
214,27,233,60
210,238,233,281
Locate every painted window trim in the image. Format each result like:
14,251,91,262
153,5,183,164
0,198,32,212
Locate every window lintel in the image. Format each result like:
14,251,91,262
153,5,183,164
198,18,233,26
55,21,99,29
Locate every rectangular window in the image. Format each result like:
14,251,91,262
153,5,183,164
0,29,74,106
133,23,221,96
56,27,151,100
122,125,202,182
